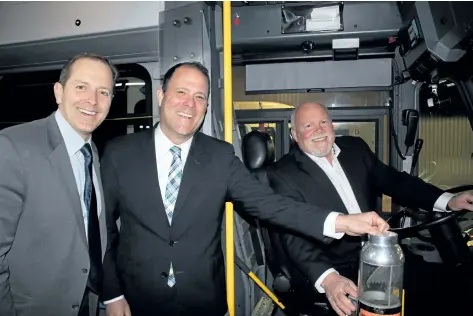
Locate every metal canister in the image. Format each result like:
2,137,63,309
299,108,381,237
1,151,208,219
357,231,405,316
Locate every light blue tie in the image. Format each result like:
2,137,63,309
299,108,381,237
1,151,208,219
164,146,182,287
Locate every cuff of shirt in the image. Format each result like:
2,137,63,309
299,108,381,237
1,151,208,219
103,295,124,305
433,192,456,212
324,212,345,239
314,268,338,293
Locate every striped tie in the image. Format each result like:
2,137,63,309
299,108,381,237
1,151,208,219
164,146,182,287
164,146,182,225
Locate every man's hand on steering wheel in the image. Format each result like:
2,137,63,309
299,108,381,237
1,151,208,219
448,191,473,212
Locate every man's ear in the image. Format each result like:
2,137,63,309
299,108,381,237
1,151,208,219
157,88,164,108
53,82,63,105
291,129,298,142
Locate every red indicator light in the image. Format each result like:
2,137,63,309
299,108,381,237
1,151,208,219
234,13,240,26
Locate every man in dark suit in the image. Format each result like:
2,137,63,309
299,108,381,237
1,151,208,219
267,102,473,316
100,62,390,316
0,53,116,316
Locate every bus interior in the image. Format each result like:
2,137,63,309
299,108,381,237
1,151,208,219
1,1,473,315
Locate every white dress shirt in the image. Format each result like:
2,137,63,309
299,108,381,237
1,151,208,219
311,143,455,293
104,124,193,304
154,124,193,200
54,110,102,241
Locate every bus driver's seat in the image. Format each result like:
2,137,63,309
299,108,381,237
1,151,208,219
241,130,329,316
241,131,292,292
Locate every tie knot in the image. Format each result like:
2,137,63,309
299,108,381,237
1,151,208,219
170,146,181,158
80,143,93,159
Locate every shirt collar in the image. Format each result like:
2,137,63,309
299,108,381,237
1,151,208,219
54,110,91,157
155,123,193,162
304,141,341,162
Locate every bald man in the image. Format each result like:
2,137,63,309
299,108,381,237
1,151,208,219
267,102,473,316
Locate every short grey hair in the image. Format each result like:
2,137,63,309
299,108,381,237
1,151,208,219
58,52,119,88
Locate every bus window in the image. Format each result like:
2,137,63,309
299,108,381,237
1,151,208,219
332,122,376,152
0,63,153,155
93,63,153,155
417,81,473,190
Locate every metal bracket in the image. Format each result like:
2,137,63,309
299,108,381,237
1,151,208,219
332,38,360,60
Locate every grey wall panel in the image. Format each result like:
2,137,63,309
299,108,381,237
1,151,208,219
0,1,164,46
164,1,196,10
159,2,206,77
245,59,393,92
0,27,159,73
232,66,389,106
201,4,215,139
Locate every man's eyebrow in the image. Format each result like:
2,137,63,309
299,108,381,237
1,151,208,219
175,87,207,98
71,80,112,91
196,92,207,99
98,86,113,91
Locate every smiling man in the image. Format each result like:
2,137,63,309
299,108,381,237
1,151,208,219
267,101,473,316
54,56,114,139
100,62,390,316
0,53,117,316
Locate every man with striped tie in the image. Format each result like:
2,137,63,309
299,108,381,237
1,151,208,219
101,62,389,316
0,53,116,316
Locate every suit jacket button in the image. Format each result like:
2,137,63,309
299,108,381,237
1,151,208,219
161,272,168,278
81,268,88,274
169,240,175,246
72,304,80,310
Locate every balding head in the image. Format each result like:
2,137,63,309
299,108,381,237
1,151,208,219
291,102,330,126
291,102,335,158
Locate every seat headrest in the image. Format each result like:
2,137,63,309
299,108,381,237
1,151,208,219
242,130,275,170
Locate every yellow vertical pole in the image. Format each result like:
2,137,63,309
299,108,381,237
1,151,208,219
401,290,405,316
223,1,235,316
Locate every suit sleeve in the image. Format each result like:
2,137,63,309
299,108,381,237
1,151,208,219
268,170,335,287
359,138,444,210
100,144,124,302
0,135,24,316
225,147,333,243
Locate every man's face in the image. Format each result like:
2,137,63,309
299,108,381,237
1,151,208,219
157,66,208,144
292,103,335,157
54,58,114,140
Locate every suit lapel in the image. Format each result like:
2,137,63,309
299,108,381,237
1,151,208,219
139,130,170,236
171,134,208,225
46,114,87,247
293,148,349,214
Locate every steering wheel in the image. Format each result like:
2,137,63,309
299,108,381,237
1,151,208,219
388,184,473,239
387,185,473,266
389,210,466,238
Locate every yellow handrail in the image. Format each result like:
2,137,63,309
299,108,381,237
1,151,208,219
248,272,285,310
223,1,235,316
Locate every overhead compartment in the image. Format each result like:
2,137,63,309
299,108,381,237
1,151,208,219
217,1,403,63
0,1,164,73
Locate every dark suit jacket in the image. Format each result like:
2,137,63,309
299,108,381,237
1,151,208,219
267,136,444,288
100,128,339,316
